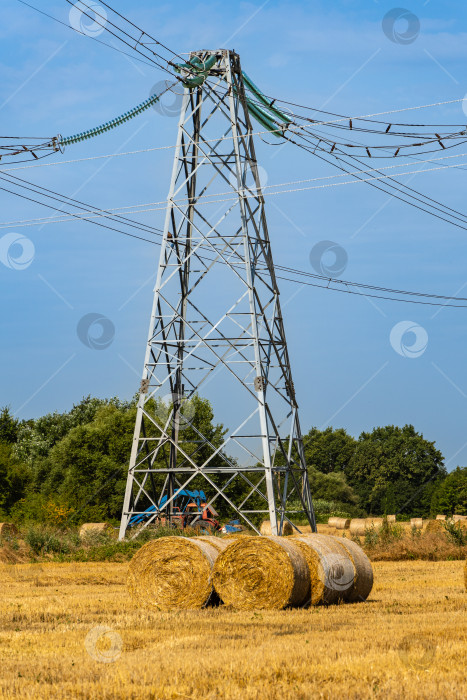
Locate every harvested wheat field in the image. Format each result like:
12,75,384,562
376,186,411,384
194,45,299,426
0,559,466,699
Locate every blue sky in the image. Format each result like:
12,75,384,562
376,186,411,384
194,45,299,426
1,0,467,470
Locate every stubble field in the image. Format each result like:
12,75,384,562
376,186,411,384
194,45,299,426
0,559,466,699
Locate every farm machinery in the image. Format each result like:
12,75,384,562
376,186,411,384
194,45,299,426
128,489,243,534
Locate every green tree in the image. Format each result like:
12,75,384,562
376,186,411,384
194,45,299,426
0,406,19,444
302,427,357,474
14,395,132,466
16,394,232,524
431,466,467,516
346,424,445,516
0,442,29,515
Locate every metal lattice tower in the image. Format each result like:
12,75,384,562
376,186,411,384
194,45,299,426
119,50,316,540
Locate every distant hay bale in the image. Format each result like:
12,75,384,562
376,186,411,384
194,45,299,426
128,536,229,611
453,515,467,523
436,514,446,521
335,537,374,603
410,518,423,530
328,517,340,528
79,523,111,538
212,536,309,610
292,534,355,605
0,523,18,537
349,519,367,536
387,515,396,523
260,519,293,536
365,518,384,529
335,518,351,530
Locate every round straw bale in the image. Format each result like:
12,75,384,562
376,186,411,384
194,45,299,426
292,534,355,605
328,517,340,528
260,519,293,536
453,514,467,523
365,517,383,529
335,537,373,603
410,518,423,529
0,523,18,537
79,523,111,538
335,518,351,530
386,515,396,523
194,536,230,553
128,536,223,610
212,536,309,610
349,519,367,536
436,514,446,521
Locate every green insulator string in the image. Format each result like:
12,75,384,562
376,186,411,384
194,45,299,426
60,83,177,147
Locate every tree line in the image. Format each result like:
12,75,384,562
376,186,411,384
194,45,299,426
0,396,465,524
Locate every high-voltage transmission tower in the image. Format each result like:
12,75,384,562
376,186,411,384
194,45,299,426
119,50,316,540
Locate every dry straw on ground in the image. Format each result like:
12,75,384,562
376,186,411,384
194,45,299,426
79,523,111,538
212,535,309,610
128,536,229,610
292,534,355,605
0,523,18,537
259,520,293,536
425,520,443,533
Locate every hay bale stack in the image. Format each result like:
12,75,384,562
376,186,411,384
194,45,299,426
128,536,228,610
365,518,383,529
0,523,18,537
195,535,230,552
79,523,111,538
336,537,373,603
292,534,355,605
410,518,423,530
335,518,351,530
328,517,340,528
436,514,446,521
349,519,367,536
212,536,309,610
260,519,293,536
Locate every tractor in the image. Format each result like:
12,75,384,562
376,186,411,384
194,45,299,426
128,489,243,534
